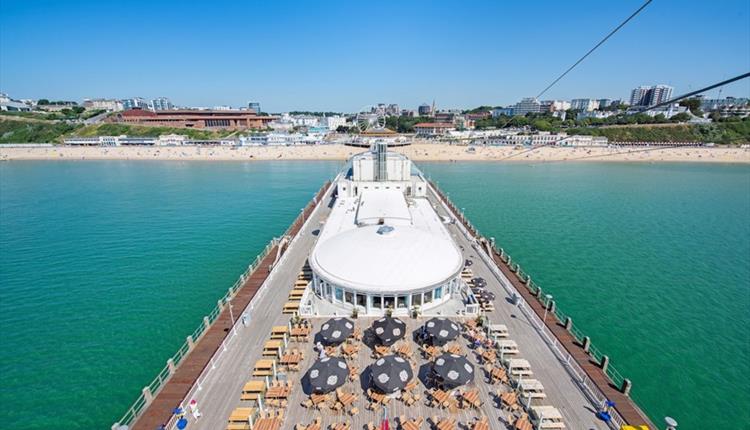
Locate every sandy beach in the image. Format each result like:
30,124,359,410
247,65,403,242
1,143,748,163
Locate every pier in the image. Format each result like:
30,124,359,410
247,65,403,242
118,173,655,430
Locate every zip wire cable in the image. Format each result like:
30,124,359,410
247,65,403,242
536,0,653,99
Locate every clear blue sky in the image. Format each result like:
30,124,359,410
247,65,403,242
1,0,748,112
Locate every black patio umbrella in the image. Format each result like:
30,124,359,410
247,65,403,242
319,317,354,345
372,316,406,346
472,277,486,287
432,353,475,388
370,355,414,394
306,356,349,393
424,317,460,345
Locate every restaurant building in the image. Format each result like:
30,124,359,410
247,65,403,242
109,108,276,130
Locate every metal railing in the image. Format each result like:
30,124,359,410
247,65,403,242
159,179,337,430
112,238,279,428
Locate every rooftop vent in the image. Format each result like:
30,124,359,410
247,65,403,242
376,225,394,235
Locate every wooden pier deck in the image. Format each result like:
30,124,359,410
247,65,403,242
129,176,652,430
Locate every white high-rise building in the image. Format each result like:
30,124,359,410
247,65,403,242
630,85,674,107
513,98,541,115
149,97,173,111
570,99,599,112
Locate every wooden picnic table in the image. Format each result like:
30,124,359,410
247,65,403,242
395,343,412,357
271,326,289,339
280,351,303,365
228,407,256,422
336,389,357,407
263,340,283,356
368,390,386,404
253,417,282,430
514,415,533,430
431,389,451,407
290,327,311,341
300,422,322,430
265,385,291,399
341,343,358,358
402,419,421,430
505,358,533,377
443,344,461,355
519,379,546,400
436,417,456,430
489,366,508,384
500,391,519,410
253,359,275,376
531,405,565,429
462,389,481,408
488,324,508,338
481,349,496,363
472,416,490,430
310,393,330,406
374,345,390,357
423,345,440,359
243,380,266,393
496,339,519,355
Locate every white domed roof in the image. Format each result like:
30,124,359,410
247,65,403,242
311,224,462,293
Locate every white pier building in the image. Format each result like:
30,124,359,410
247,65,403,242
309,142,464,315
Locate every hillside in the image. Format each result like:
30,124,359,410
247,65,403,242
567,119,750,144
0,119,237,143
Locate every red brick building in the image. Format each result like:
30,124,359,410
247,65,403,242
109,108,276,129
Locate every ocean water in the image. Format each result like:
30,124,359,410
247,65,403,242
0,161,748,429
0,161,342,429
420,161,750,430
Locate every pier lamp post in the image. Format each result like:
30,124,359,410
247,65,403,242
225,296,236,334
542,294,553,322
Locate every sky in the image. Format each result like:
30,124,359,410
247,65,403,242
1,0,749,112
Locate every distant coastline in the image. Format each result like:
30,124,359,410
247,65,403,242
1,143,749,163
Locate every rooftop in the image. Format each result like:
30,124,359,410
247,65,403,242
311,190,462,293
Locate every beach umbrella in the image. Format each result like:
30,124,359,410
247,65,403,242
472,277,486,287
372,317,406,346
176,417,188,429
306,356,348,393
319,317,354,345
370,355,414,394
424,318,460,345
433,353,475,388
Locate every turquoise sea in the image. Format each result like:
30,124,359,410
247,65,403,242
1,160,748,429
422,161,750,430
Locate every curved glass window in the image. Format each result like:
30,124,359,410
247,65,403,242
397,295,407,309
424,290,433,304
372,295,382,310
411,293,422,306
434,286,443,300
335,287,344,302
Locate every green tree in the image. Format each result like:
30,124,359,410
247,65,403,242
679,98,702,114
670,112,691,123
37,99,50,105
